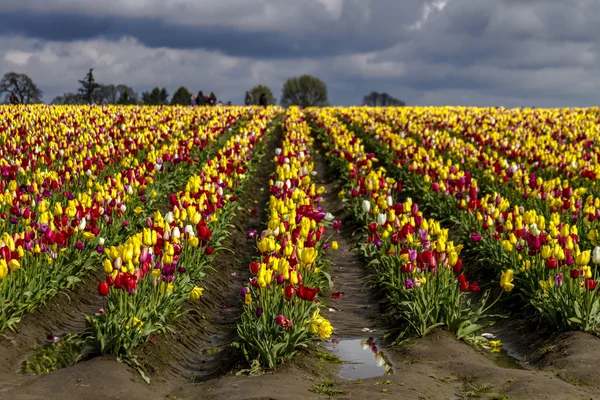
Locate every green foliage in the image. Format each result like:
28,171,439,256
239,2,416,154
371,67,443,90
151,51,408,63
171,86,193,106
248,85,276,105
142,87,169,105
310,381,344,396
280,75,328,108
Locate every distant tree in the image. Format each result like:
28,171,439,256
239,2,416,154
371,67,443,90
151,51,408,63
280,75,328,108
141,87,169,105
95,84,137,105
0,72,43,104
248,85,276,105
78,68,101,104
117,87,138,105
115,85,137,105
362,91,405,107
170,86,192,105
51,92,85,105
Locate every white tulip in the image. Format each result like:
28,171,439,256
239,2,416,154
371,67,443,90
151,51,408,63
184,225,195,236
593,247,600,264
172,227,181,239
275,148,282,155
165,212,175,224
98,237,106,246
530,223,541,237
377,213,387,225
78,219,86,231
325,213,335,221
386,196,393,207
120,204,127,213
362,200,371,213
127,185,133,195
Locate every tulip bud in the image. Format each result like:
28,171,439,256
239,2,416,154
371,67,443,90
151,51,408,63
78,218,86,231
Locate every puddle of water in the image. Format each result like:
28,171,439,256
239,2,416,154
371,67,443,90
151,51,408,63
326,337,394,380
488,348,524,369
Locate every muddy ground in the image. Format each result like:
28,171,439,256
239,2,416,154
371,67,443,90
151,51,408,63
2,130,600,400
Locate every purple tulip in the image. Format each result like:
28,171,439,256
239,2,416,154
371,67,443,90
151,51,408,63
75,241,84,250
122,221,129,227
555,273,563,288
405,278,414,289
408,249,417,262
471,233,482,242
240,287,249,298
256,307,263,318
96,245,104,254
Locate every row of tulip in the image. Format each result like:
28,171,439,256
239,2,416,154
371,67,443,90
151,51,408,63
338,110,600,254
364,109,600,228
85,107,279,358
365,106,600,184
309,110,494,343
339,109,600,333
234,107,335,369
0,108,245,332
0,106,241,214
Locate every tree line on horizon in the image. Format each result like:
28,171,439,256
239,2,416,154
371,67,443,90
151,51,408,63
0,70,406,107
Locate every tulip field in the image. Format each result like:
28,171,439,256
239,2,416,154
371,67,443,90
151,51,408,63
2,104,600,398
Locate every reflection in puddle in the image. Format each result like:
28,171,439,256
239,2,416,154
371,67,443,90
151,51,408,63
326,337,394,380
488,348,524,369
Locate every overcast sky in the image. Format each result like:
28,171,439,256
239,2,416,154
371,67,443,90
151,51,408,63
1,0,598,107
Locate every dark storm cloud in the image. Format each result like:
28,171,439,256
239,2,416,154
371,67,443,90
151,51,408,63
0,0,422,58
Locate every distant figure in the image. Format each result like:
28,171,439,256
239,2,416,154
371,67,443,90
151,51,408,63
217,100,223,106
189,95,196,106
9,92,20,105
227,101,232,106
258,93,268,107
244,91,253,106
196,91,207,106
209,92,217,106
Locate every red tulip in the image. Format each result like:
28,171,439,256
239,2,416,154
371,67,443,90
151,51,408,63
297,285,319,301
585,279,597,291
98,282,109,296
249,261,260,275
284,285,296,300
